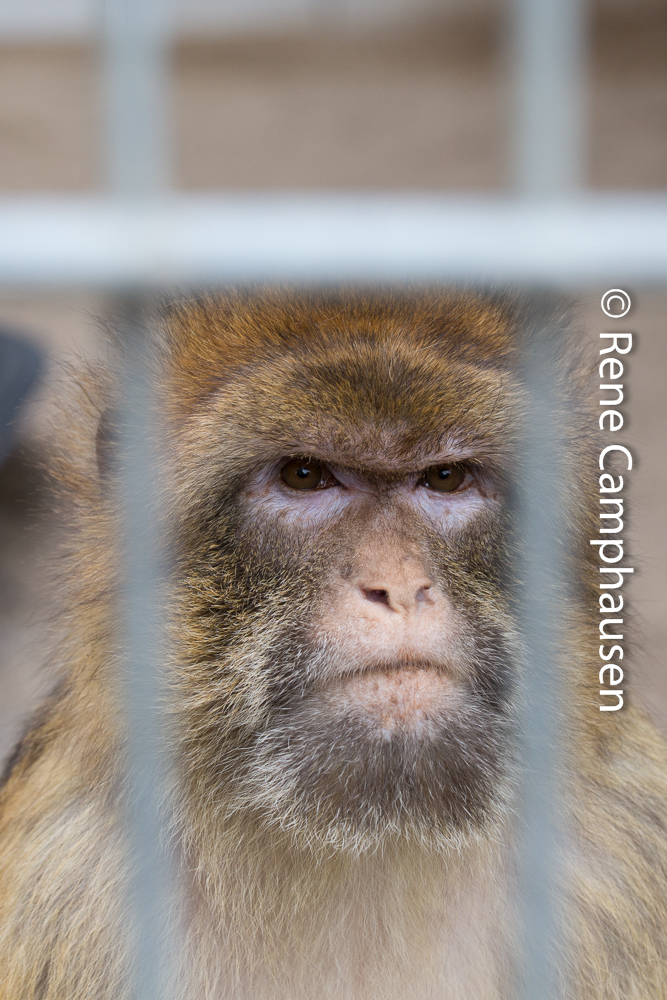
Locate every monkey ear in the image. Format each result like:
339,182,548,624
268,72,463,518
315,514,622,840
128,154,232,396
95,408,119,479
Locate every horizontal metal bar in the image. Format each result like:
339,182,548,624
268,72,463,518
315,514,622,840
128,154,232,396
0,193,666,288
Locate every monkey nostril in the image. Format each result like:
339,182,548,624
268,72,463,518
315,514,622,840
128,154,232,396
363,588,391,607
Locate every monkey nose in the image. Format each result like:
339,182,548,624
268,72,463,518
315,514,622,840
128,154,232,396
359,579,433,615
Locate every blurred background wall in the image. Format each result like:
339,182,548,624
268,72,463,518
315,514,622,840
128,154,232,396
0,0,664,40
0,0,506,40
0,0,666,761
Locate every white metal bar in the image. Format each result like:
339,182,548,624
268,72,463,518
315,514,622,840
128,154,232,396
103,0,171,195
1,194,665,288
518,307,569,1000
103,1,174,996
116,297,175,1000
512,0,586,194
511,1,586,994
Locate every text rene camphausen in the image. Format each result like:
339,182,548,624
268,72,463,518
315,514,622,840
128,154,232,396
591,329,633,712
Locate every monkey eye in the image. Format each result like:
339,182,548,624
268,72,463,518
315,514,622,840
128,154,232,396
420,463,467,493
280,457,331,491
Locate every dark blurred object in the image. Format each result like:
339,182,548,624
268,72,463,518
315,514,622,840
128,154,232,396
0,331,42,464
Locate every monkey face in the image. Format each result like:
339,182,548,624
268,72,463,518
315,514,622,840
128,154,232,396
170,293,524,854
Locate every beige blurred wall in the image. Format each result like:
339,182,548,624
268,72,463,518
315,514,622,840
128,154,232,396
0,6,666,760
0,10,666,192
0,0,663,42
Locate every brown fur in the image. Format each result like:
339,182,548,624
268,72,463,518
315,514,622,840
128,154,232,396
0,289,666,999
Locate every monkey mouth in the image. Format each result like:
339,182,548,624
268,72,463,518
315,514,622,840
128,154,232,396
320,664,463,739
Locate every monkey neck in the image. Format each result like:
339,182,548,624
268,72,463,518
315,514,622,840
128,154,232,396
182,814,512,1000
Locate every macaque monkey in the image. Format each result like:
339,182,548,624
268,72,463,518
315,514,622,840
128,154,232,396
0,290,666,1000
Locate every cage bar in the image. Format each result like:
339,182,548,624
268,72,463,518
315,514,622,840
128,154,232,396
103,1,174,998
512,0,587,194
0,194,665,288
103,0,170,196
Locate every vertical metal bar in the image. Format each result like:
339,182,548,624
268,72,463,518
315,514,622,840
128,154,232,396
511,0,585,990
517,305,568,1000
117,295,174,1000
512,0,587,194
103,0,171,196
102,0,174,997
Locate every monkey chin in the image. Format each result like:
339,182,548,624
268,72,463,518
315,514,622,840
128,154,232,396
233,662,514,857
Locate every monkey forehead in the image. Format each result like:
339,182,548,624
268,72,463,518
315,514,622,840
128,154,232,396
176,357,521,480
176,340,522,463
161,291,531,487
163,290,525,420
